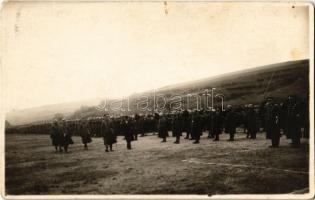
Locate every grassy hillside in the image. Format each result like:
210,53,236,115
155,59,309,105
71,59,309,118
6,59,310,123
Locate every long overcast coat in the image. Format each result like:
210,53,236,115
101,120,117,145
79,123,92,144
158,116,168,138
50,123,64,146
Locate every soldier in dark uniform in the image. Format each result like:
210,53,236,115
263,101,273,139
281,99,289,138
246,104,258,139
88,118,94,137
158,114,168,142
181,109,191,139
94,118,102,137
279,102,287,137
225,105,238,141
122,116,134,149
199,109,207,135
148,115,155,133
243,105,249,138
153,113,160,135
191,110,203,144
63,121,74,152
264,97,281,147
101,117,117,152
284,95,301,147
207,110,214,139
140,115,147,135
212,109,223,141
61,120,74,152
113,117,122,136
134,114,140,140
172,113,182,144
50,120,63,152
79,120,92,150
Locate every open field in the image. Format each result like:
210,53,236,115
5,132,309,195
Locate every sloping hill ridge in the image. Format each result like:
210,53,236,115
6,98,102,126
6,59,310,124
153,59,309,105
72,59,310,118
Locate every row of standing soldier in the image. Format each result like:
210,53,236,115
50,120,92,152
46,95,309,152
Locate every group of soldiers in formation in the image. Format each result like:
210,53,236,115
49,95,309,153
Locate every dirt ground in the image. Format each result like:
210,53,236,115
5,131,309,195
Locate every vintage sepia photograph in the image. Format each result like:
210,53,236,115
0,1,314,199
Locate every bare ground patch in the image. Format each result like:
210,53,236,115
5,133,309,194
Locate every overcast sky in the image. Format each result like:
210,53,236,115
2,2,310,111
